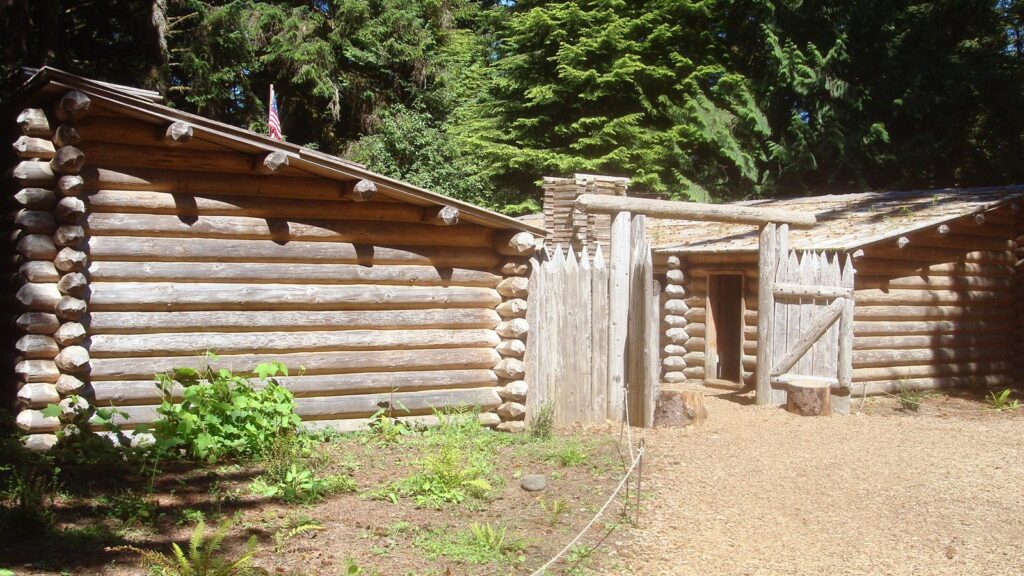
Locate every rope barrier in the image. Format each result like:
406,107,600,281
526,443,645,576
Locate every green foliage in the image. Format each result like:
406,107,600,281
250,432,356,504
538,497,570,527
360,400,414,445
98,490,159,527
137,519,256,576
987,389,1021,411
414,522,526,565
897,382,925,412
529,402,555,440
272,515,323,553
378,411,500,508
543,437,589,467
152,359,301,463
0,463,58,541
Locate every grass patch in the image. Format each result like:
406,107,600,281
414,522,526,566
897,381,925,412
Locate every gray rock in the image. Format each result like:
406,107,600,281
520,474,547,492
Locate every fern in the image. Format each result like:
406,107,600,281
139,519,256,576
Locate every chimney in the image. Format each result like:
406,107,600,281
542,174,629,254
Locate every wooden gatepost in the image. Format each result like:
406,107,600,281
531,194,818,428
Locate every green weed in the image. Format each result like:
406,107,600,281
987,388,1021,411
897,381,924,412
529,402,555,440
0,464,58,541
538,497,570,526
98,489,158,526
545,437,589,467
414,522,526,565
272,515,323,553
136,519,256,576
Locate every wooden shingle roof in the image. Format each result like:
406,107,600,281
650,186,1024,254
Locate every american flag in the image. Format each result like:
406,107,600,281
268,84,283,140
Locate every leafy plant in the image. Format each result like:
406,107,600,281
362,400,413,445
897,381,924,412
538,497,570,527
136,519,256,576
152,358,301,463
987,389,1021,412
0,464,58,541
529,402,555,440
250,464,355,504
99,489,158,526
545,438,589,467
414,522,526,565
272,516,323,553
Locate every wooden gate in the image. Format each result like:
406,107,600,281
526,215,658,426
757,225,855,412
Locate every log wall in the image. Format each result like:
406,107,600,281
660,207,1022,398
8,96,536,445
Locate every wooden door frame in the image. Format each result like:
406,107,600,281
705,271,746,384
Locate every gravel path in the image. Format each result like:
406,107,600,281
605,389,1024,576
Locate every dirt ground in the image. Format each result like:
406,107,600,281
606,387,1024,576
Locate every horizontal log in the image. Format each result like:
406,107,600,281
51,146,85,174
88,328,500,358
96,387,502,424
854,305,1009,320
54,125,80,148
87,236,501,268
663,315,687,328
665,327,689,344
681,253,759,264
54,248,88,272
20,261,59,283
82,166,348,200
88,347,501,381
500,259,529,276
682,367,704,379
13,210,55,234
862,246,1013,264
13,136,55,159
15,359,60,383
773,283,851,299
855,275,1011,291
16,283,60,311
87,282,501,311
853,319,1012,336
683,337,705,352
494,231,536,257
17,234,57,260
854,333,1008,351
87,261,501,287
16,335,59,359
16,409,59,433
14,188,56,209
83,212,491,248
163,121,193,145
851,374,1016,397
663,356,686,370
85,189,425,222
92,369,499,406
12,161,55,185
574,194,816,226
853,347,1009,369
899,233,1015,252
852,260,1012,277
79,141,307,177
685,267,758,279
17,383,59,409
681,322,704,337
294,385,501,416
853,361,1013,383
496,276,529,298
496,299,527,318
15,312,60,334
303,413,498,434
58,175,84,196
87,308,501,334
56,90,91,123
664,344,687,356
853,289,1011,306
17,109,50,137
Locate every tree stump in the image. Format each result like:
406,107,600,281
653,389,707,427
786,381,832,416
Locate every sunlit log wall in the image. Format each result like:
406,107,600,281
8,96,536,447
656,205,1021,398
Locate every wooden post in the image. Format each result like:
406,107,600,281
755,223,777,405
608,210,631,421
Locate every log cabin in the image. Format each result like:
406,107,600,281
534,175,1024,414
1,67,546,450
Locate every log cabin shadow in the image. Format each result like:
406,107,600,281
172,192,199,225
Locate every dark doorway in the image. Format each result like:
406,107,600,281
707,273,745,383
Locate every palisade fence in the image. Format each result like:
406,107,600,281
526,216,659,427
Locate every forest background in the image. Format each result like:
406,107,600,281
3,0,1024,214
